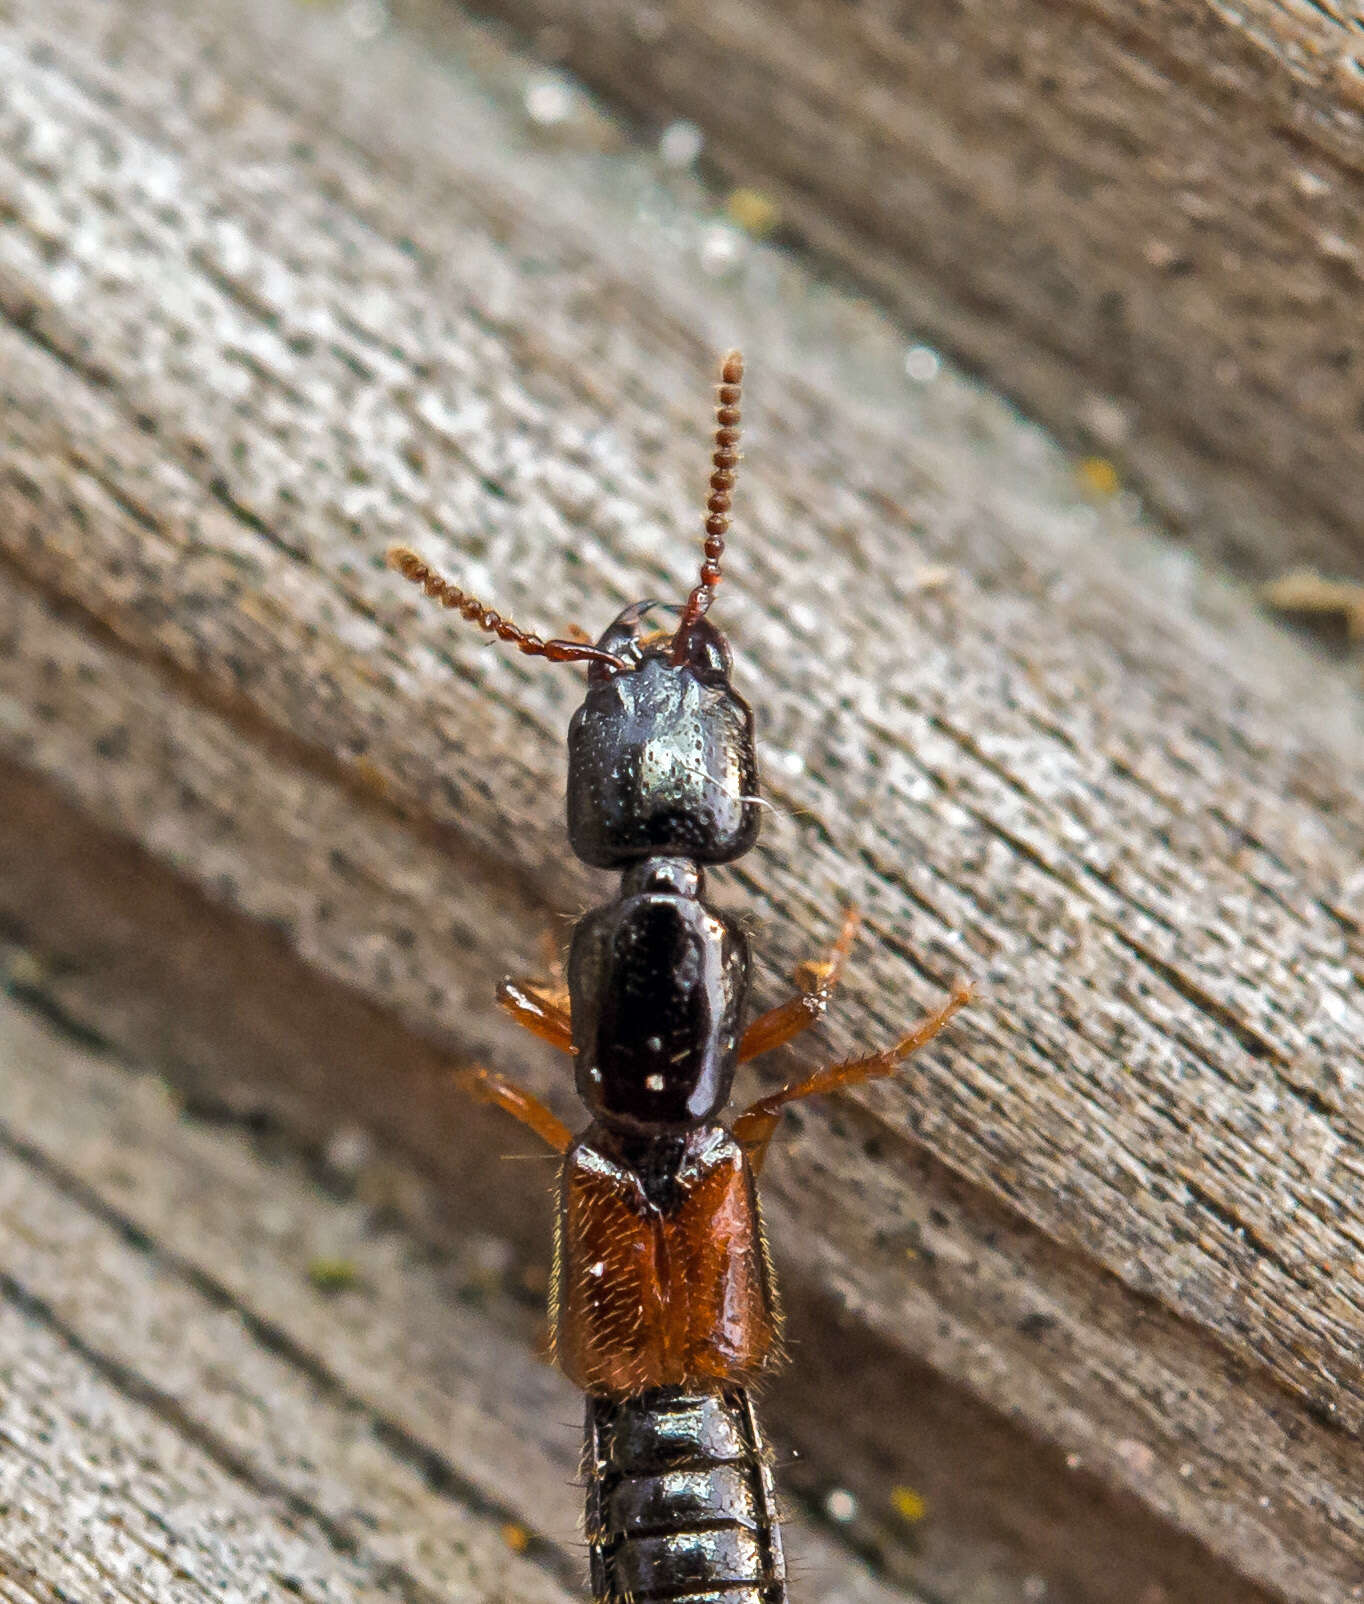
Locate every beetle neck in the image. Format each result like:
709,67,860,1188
619,855,704,901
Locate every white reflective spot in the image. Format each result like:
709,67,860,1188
325,1125,371,1178
699,224,744,276
1319,230,1359,264
1079,393,1131,447
659,120,704,168
904,344,941,383
525,76,575,127
646,1036,663,1053
1115,1438,1156,1476
645,1073,665,1092
824,1487,858,1523
1320,986,1350,1025
589,1260,606,1278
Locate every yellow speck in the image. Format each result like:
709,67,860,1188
1076,456,1120,497
500,1521,531,1554
890,1485,927,1523
307,1257,359,1293
726,188,780,238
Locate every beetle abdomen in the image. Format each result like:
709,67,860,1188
585,1387,787,1604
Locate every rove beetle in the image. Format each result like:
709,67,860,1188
388,352,970,1604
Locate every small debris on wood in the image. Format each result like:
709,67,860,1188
906,564,956,594
1076,456,1121,498
307,1256,361,1293
891,1486,928,1525
501,1520,532,1554
726,187,781,238
1261,567,1364,643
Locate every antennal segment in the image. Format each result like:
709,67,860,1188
673,350,742,659
387,546,628,670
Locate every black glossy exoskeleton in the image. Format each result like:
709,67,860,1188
388,353,969,1604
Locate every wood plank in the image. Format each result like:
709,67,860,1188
0,2,1361,1601
0,1305,404,1604
464,0,1364,580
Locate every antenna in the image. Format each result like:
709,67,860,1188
386,547,628,670
672,350,742,659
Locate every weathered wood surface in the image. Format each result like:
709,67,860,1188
0,991,896,1604
470,0,1364,582
0,3,1362,1603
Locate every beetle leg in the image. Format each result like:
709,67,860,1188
497,976,574,1052
734,977,972,1174
738,906,860,1063
456,1065,574,1154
